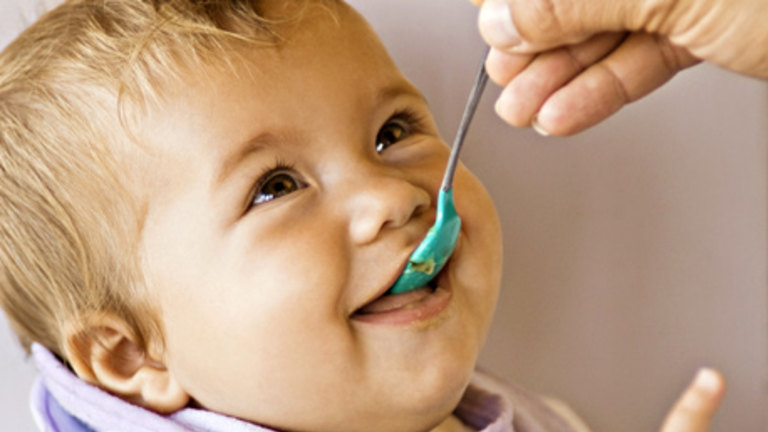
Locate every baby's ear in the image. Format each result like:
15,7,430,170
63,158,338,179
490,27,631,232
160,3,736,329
63,313,189,413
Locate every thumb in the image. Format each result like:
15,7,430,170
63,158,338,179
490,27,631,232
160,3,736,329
477,0,667,52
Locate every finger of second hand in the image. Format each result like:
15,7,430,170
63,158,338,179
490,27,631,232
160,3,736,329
493,32,625,128
660,368,726,432
535,32,699,136
486,47,534,87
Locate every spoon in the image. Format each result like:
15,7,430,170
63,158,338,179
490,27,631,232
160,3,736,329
388,47,490,295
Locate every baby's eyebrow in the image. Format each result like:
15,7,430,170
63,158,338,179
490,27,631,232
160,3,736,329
374,81,428,106
215,132,273,186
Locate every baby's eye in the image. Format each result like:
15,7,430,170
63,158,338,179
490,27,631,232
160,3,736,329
251,170,303,207
376,117,412,154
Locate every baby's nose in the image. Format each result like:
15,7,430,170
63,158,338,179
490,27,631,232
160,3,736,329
346,176,430,246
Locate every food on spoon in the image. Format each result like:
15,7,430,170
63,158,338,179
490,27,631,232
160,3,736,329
410,258,436,275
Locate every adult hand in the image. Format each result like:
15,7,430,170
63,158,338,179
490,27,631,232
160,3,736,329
469,0,768,136
659,368,726,432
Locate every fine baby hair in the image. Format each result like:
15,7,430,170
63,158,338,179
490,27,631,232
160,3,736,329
0,0,316,360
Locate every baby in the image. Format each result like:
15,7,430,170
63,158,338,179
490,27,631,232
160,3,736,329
0,0,588,431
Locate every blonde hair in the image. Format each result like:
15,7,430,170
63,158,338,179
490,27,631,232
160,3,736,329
0,0,327,359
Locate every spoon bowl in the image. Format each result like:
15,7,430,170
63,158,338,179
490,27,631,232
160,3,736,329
388,188,460,294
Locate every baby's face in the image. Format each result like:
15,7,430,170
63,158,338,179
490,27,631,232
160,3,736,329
137,3,501,431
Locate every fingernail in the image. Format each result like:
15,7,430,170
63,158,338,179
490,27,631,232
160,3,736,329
694,368,721,392
530,114,550,136
479,0,521,48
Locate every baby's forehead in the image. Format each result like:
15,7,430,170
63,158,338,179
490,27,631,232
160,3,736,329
126,1,382,115
133,3,404,117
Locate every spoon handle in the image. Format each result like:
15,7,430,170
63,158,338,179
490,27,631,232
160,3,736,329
441,46,491,192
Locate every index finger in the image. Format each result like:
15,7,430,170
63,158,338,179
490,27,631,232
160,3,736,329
469,0,483,6
660,369,726,432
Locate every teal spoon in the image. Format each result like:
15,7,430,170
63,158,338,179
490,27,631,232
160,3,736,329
388,48,489,294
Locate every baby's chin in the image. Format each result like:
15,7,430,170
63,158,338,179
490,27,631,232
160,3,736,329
393,359,475,423
358,380,471,432
234,380,470,432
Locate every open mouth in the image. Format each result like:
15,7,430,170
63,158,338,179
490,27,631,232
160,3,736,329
354,277,438,315
351,261,449,321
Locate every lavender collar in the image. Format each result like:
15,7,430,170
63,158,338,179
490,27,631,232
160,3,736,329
30,343,523,431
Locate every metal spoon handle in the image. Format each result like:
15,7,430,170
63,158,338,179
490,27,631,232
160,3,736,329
441,46,490,192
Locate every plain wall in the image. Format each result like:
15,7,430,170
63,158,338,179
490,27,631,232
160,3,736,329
2,1,767,431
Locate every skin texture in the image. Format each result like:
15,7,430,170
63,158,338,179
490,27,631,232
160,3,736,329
134,3,502,432
470,0,768,135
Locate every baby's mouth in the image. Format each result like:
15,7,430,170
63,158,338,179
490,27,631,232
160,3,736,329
353,267,442,317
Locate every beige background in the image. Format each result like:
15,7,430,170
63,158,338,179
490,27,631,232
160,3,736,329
2,1,767,431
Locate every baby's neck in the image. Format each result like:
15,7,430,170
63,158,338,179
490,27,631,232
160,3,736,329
429,414,474,432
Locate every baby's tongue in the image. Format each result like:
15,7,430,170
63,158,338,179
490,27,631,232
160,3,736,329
358,287,431,314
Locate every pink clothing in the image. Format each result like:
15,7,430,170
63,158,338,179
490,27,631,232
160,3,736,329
30,343,576,431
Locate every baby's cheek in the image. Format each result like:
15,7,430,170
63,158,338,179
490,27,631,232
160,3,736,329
457,166,502,279
455,166,501,231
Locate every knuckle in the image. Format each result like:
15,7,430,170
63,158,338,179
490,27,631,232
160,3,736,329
653,34,683,73
562,45,588,73
594,62,631,104
515,0,567,41
634,0,676,32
